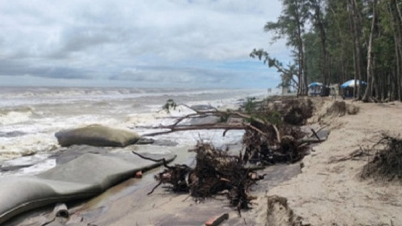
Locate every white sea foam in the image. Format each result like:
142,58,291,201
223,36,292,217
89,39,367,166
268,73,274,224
0,106,37,126
0,135,58,161
17,158,56,176
0,154,56,176
0,87,269,176
0,111,33,125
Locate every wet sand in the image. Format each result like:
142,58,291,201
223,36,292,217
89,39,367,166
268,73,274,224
68,162,301,226
5,148,301,226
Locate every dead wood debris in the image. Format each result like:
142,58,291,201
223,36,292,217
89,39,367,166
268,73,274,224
137,98,322,212
147,142,264,211
328,147,371,164
282,99,314,126
236,97,314,165
361,134,402,182
242,121,309,165
258,98,313,126
147,98,315,166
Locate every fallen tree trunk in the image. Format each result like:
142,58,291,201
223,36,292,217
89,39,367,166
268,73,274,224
141,103,275,139
141,123,270,138
140,99,321,166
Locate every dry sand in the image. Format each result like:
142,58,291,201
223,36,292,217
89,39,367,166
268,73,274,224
262,99,402,225
8,98,402,226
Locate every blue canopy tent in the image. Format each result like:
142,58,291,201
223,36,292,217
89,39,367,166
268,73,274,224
309,82,323,87
341,79,367,88
308,82,323,96
340,79,367,98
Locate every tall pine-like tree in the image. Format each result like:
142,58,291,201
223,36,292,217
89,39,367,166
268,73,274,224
254,0,402,101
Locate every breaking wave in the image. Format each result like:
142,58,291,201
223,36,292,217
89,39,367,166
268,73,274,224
0,107,36,125
0,87,270,163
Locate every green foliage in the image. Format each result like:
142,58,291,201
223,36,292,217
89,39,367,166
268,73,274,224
219,111,230,123
162,99,177,113
303,31,322,83
263,111,283,126
246,110,283,126
241,96,283,125
253,0,312,95
253,0,402,100
264,0,310,47
244,97,257,115
250,48,298,89
270,111,283,125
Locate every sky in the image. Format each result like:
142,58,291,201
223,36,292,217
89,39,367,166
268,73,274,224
0,0,290,89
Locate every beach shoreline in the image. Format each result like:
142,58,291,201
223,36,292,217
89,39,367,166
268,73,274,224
4,96,402,225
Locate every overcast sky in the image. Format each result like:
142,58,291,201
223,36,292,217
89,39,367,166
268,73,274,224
0,0,289,89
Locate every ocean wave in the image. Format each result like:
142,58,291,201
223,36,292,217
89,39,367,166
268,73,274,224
0,131,27,138
0,87,265,99
0,87,174,99
0,107,36,125
0,87,269,163
0,135,58,161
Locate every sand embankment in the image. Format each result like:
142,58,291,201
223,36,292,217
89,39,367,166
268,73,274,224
264,99,402,225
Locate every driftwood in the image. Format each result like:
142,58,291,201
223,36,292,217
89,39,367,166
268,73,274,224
141,106,272,138
140,142,264,212
139,100,321,166
142,123,247,137
328,147,371,164
242,122,309,165
136,99,325,213
361,134,402,182
140,103,279,142
310,128,321,142
131,151,190,194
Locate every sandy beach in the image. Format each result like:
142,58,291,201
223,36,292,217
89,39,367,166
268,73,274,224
5,97,402,226
263,99,402,225
3,0,402,224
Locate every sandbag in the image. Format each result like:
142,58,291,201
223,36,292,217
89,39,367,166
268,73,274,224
0,152,176,225
55,125,141,147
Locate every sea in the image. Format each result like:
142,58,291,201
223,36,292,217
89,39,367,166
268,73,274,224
0,86,275,176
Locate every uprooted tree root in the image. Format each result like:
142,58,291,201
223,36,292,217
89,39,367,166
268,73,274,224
259,97,314,126
361,134,402,182
130,98,321,214
141,142,264,211
282,98,314,126
140,98,317,167
239,97,314,165
242,121,309,165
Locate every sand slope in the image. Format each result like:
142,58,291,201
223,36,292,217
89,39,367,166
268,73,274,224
267,100,402,225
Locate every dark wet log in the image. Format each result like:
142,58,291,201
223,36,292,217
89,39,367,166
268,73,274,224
141,123,246,137
131,151,174,169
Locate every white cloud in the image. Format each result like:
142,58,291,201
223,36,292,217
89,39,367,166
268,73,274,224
0,0,288,88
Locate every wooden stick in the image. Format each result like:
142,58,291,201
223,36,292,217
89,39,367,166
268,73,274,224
272,124,281,143
142,124,247,137
147,181,163,195
131,151,174,169
310,128,321,142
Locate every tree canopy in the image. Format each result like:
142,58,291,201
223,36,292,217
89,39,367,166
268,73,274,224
253,0,402,101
